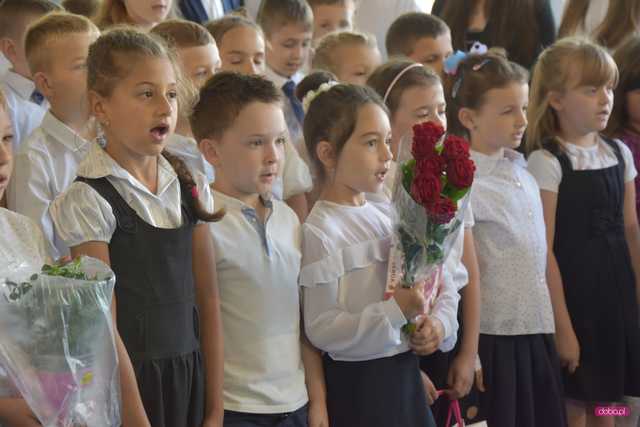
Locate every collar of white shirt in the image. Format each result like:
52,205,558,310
264,66,304,89
213,190,273,212
41,111,91,152
2,70,36,101
471,148,526,176
77,142,178,198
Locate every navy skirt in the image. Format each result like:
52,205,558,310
323,351,436,427
477,334,567,427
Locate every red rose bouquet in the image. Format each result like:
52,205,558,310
384,122,475,333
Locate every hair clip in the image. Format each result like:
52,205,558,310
444,51,467,76
191,186,199,199
472,59,491,71
469,42,488,55
302,81,339,113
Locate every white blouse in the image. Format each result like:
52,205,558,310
49,142,214,247
527,138,637,193
300,200,409,362
470,149,555,335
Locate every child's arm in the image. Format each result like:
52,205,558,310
447,228,481,398
0,398,40,426
191,224,225,427
539,190,580,373
300,323,328,427
302,277,424,359
71,242,151,427
623,181,640,309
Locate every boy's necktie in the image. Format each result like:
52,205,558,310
30,90,45,106
179,0,209,23
282,80,304,124
222,0,242,13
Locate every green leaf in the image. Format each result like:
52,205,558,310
401,159,416,193
442,184,470,202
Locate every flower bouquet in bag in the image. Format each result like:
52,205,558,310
0,257,121,427
384,122,474,333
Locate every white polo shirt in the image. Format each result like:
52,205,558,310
9,111,93,260
209,191,308,414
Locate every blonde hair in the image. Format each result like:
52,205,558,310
150,19,214,49
205,15,263,47
94,0,176,30
256,0,313,37
25,12,100,74
526,37,618,153
0,88,7,111
312,30,377,75
367,59,440,117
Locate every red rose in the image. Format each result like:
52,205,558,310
413,121,445,142
411,171,441,206
411,122,445,160
442,135,471,160
426,196,457,224
447,158,476,188
416,156,446,177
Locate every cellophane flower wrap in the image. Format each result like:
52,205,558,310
0,257,121,427
384,122,475,333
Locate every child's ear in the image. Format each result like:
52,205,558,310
89,90,109,127
198,137,222,168
33,72,52,98
458,107,476,132
316,140,337,171
0,38,17,64
548,91,564,112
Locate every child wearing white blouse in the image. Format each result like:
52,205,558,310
298,72,436,427
366,60,482,422
450,52,566,427
49,29,225,427
0,88,46,427
526,38,640,427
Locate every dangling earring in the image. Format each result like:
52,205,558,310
96,122,108,147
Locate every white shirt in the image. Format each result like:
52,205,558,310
470,149,555,335
210,191,308,414
527,138,637,193
50,142,214,247
166,133,215,183
0,53,10,79
300,200,409,361
435,203,474,352
201,0,225,20
0,209,49,400
354,0,426,59
1,71,48,154
9,111,93,260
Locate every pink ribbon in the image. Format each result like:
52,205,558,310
436,390,465,427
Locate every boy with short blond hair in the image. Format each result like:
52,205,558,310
306,0,356,42
0,0,61,153
9,11,99,259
